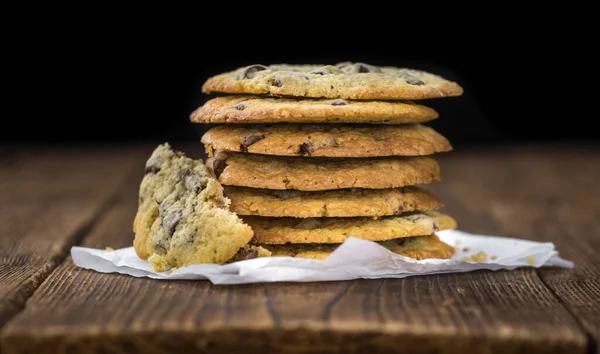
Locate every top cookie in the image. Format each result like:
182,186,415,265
190,95,438,124
201,62,463,100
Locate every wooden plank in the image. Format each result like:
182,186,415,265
430,145,600,353
0,146,146,328
1,147,589,353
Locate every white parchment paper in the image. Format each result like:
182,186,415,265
71,230,573,284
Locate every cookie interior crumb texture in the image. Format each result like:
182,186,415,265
133,143,255,271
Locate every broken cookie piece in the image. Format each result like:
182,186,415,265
133,143,255,271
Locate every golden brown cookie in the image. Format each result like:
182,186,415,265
225,186,442,218
133,144,254,271
202,63,463,100
207,152,440,191
190,95,438,124
244,211,457,244
264,234,455,260
202,123,451,158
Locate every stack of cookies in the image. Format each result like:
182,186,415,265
190,62,463,260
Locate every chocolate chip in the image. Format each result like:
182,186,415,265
166,214,181,236
237,64,267,80
213,158,228,178
162,204,183,237
400,73,425,85
241,250,259,260
410,215,428,222
208,195,227,209
359,63,382,73
310,66,340,75
339,62,382,74
407,215,436,230
234,103,245,111
155,241,167,253
298,142,314,156
330,99,348,106
405,77,425,85
396,205,404,215
181,170,206,192
145,165,160,175
184,231,195,244
357,64,371,73
273,77,283,87
240,134,265,152
393,238,406,246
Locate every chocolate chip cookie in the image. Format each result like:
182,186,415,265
244,211,457,244
264,234,455,260
202,123,452,158
202,63,463,100
225,186,442,218
207,151,440,191
133,143,254,271
190,95,438,124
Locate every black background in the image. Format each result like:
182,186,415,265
5,20,596,148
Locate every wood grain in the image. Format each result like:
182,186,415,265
0,146,146,328
430,145,600,354
1,146,593,353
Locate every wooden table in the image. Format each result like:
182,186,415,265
0,144,598,354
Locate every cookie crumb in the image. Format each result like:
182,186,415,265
462,251,487,262
442,299,454,307
105,247,114,251
149,253,171,272
472,252,487,262
527,256,535,265
462,247,470,252
491,256,497,261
